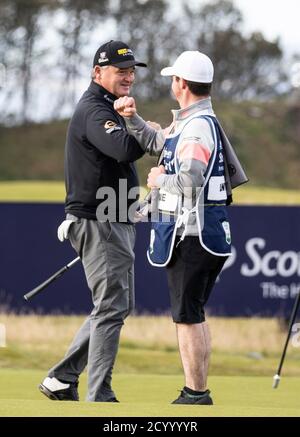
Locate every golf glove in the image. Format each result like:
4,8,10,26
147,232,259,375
57,219,76,242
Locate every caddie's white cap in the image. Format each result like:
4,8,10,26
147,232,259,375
160,51,214,83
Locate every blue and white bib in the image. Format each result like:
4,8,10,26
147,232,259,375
147,115,232,267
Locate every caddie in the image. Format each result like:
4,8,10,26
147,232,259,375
114,50,248,405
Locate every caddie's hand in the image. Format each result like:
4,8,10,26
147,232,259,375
147,165,166,188
114,96,137,117
57,219,76,242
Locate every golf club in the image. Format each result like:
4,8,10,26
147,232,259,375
23,257,81,301
272,290,300,388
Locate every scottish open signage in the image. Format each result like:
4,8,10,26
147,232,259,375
209,206,300,316
0,204,299,316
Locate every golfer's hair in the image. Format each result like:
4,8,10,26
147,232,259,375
186,80,212,97
91,65,109,79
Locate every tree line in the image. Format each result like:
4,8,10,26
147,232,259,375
0,0,294,124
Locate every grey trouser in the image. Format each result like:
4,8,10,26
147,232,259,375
48,216,135,401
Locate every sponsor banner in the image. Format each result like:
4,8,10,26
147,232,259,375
211,205,300,316
0,204,299,316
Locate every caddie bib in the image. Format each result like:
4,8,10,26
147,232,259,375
147,115,232,267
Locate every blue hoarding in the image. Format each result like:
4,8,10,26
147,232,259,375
0,203,299,316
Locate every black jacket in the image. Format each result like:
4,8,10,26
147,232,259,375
65,81,145,220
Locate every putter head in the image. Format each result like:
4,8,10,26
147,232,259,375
272,374,280,389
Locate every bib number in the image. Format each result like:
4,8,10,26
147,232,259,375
158,189,179,213
207,176,227,201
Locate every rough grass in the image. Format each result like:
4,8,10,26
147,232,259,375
0,370,299,417
1,314,300,376
0,314,294,353
0,181,300,204
0,181,66,202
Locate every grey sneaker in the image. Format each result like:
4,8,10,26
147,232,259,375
172,388,213,405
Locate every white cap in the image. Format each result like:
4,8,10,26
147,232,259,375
161,51,214,83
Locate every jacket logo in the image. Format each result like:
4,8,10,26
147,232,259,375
104,120,117,129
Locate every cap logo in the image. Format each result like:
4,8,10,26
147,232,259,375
98,51,109,63
117,48,133,56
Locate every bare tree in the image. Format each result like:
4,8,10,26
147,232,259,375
0,0,293,124
52,0,108,117
1,0,58,123
111,0,185,99
183,0,286,100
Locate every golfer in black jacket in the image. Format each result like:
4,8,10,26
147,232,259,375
39,40,147,402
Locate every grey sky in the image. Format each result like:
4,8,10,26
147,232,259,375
1,0,299,122
233,0,299,55
183,0,299,55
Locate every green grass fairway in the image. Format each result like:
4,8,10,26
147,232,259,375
1,181,300,204
0,369,299,417
0,181,66,202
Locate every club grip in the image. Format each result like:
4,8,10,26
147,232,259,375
24,266,68,301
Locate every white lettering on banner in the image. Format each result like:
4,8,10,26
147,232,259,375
278,252,300,277
261,282,300,299
241,238,300,278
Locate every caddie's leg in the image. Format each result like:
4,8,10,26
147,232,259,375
166,236,227,395
176,321,211,391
